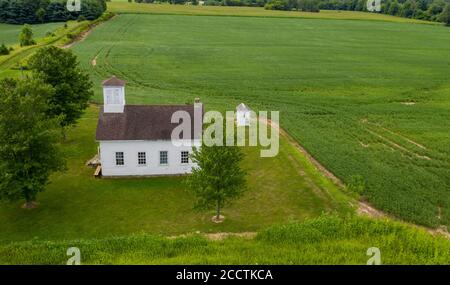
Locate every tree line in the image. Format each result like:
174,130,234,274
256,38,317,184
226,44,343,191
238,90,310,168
319,0,450,23
0,0,107,24
264,0,320,11
131,0,449,25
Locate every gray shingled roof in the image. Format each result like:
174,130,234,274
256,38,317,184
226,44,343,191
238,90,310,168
96,105,203,141
102,76,126,87
236,103,250,112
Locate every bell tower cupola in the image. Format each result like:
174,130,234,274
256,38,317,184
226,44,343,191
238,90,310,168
102,76,126,113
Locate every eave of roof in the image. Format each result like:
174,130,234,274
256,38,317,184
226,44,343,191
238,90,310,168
96,104,203,141
102,76,126,87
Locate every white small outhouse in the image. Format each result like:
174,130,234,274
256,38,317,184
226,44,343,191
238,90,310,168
236,103,251,127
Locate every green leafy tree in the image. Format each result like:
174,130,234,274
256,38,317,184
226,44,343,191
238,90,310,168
288,0,298,9
19,24,36,47
427,0,446,20
298,0,320,12
381,2,391,14
185,141,247,222
36,7,46,23
0,43,9,55
440,4,450,26
401,0,416,18
0,77,65,209
265,0,290,10
28,46,93,138
388,0,400,15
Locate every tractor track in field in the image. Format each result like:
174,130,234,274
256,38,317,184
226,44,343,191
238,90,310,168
360,119,434,161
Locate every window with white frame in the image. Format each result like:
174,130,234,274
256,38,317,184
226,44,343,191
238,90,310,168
112,89,120,104
138,152,146,166
106,89,120,104
181,151,189,164
159,151,168,165
106,89,113,104
115,152,124,166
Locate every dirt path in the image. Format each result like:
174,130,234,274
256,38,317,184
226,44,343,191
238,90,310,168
170,232,257,241
61,26,96,49
91,55,98,67
62,15,117,50
261,118,345,187
357,201,386,218
62,28,94,49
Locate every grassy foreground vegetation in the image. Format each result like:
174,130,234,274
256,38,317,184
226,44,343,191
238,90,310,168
0,106,352,242
1,215,450,264
72,12,450,229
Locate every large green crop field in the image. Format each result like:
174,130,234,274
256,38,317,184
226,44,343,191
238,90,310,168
71,11,450,229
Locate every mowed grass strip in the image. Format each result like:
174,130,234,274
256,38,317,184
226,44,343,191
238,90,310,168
71,13,450,228
0,106,352,243
107,2,434,24
2,216,450,265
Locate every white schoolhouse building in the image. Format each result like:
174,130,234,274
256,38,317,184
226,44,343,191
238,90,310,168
95,76,203,177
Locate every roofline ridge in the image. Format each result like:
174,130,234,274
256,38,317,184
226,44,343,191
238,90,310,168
125,104,195,107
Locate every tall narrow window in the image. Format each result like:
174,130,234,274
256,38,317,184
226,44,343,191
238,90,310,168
115,152,124,166
159,151,168,165
112,89,120,104
106,90,113,104
138,152,146,166
181,151,189,164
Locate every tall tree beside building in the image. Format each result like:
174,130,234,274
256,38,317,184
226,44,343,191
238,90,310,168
186,141,247,222
28,47,93,138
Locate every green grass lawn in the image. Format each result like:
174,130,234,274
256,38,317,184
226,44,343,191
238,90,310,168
0,22,65,46
71,12,450,229
0,106,353,243
0,20,92,80
2,215,450,264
